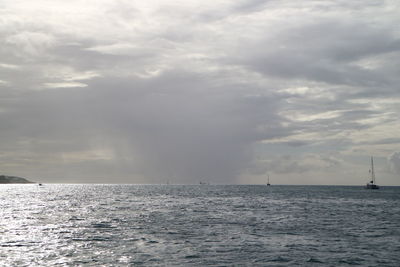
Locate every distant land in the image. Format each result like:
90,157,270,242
0,175,35,184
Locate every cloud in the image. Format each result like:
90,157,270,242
0,80,10,86
0,63,20,69
79,73,284,183
257,154,342,175
5,31,56,57
42,82,88,89
388,152,400,175
85,43,149,56
0,0,399,184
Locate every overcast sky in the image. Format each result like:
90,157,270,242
1,0,399,185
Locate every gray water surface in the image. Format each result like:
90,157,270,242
1,184,399,266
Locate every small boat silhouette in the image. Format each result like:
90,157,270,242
365,157,379,189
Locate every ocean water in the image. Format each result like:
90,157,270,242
1,185,399,266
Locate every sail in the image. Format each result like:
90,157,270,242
366,156,379,189
371,157,375,184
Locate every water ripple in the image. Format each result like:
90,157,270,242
0,184,399,266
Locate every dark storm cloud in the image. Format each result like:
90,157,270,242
234,19,400,87
76,73,285,183
0,68,285,183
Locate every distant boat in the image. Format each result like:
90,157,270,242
365,156,379,189
267,174,271,186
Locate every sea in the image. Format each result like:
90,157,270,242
1,184,399,266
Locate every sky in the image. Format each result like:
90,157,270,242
0,0,399,185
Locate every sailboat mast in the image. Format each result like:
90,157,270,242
371,156,375,184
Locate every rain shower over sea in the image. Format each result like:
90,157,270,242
1,184,399,266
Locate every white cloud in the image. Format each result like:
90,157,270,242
280,110,344,122
86,43,145,56
0,80,10,86
0,63,21,69
5,31,56,56
44,68,101,82
42,82,88,89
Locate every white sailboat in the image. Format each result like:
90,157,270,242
365,156,379,189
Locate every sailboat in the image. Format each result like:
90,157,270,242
365,156,379,189
267,174,271,186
